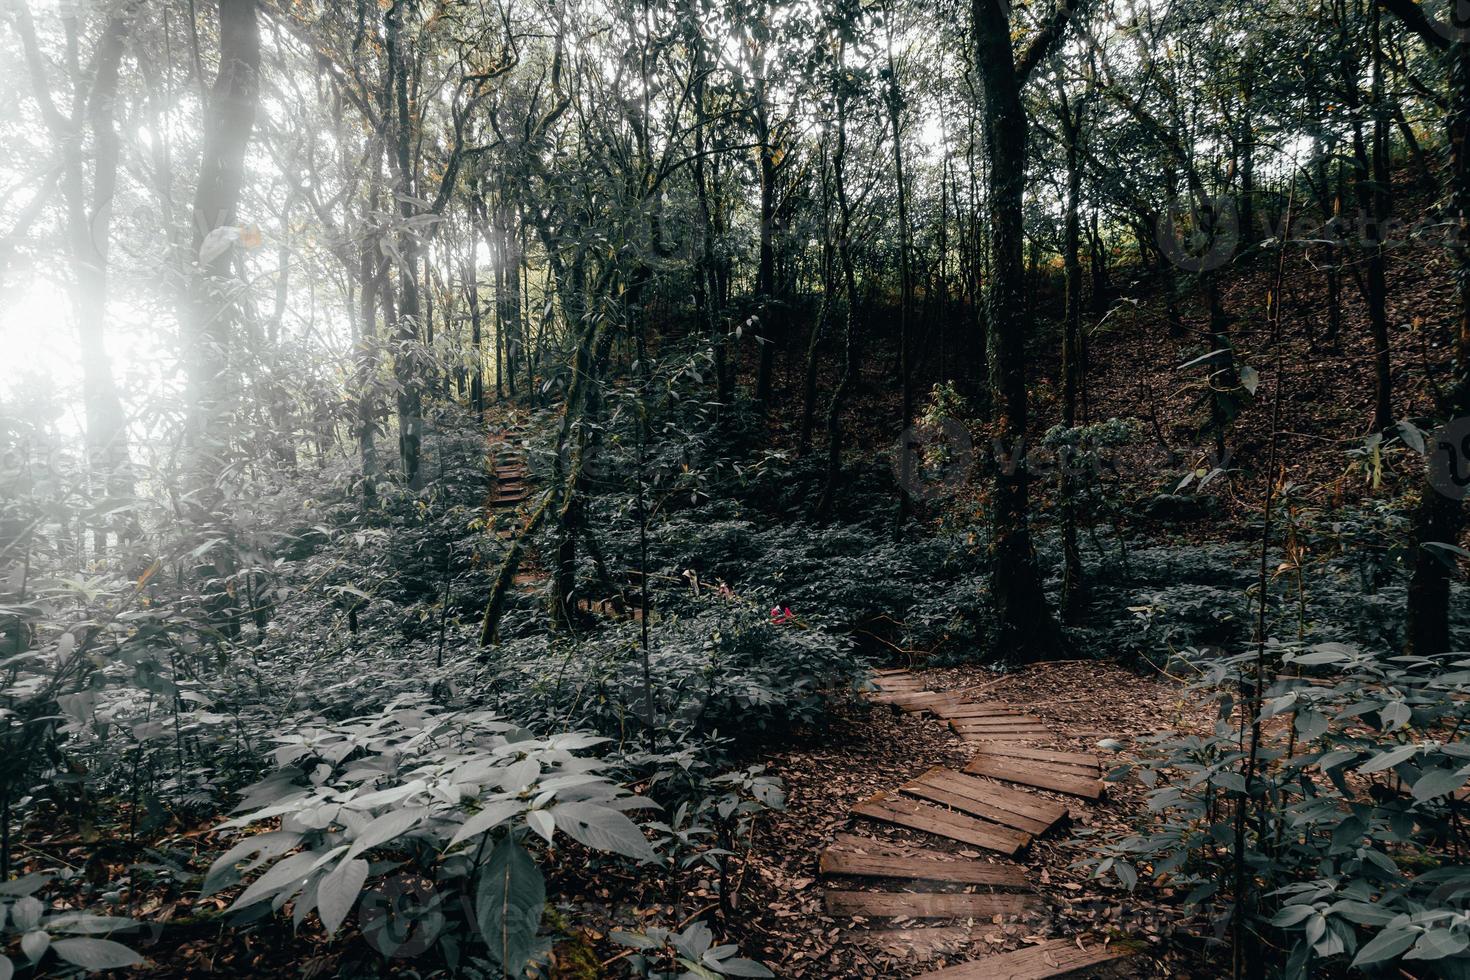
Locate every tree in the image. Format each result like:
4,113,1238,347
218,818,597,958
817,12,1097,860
13,3,133,550
969,0,1085,659
1378,0,1470,655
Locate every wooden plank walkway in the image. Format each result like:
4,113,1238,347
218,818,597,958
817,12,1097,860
965,756,1106,800
822,670,1138,977
916,938,1133,978
852,792,1031,856
820,836,1029,887
900,768,1069,836
826,889,1039,919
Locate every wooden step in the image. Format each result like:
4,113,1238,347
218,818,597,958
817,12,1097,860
874,677,927,691
866,688,963,703
851,793,1030,857
956,732,1046,745
900,768,1068,836
916,937,1133,978
964,757,1105,801
970,745,1102,774
825,890,1038,920
843,925,974,957
869,692,970,712
932,702,1031,720
872,668,912,677
949,715,1045,730
820,843,1028,888
950,724,1051,740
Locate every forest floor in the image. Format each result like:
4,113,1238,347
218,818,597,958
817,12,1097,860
738,661,1220,978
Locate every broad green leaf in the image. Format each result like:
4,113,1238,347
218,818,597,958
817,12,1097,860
20,930,48,963
1412,766,1469,802
228,850,319,911
1357,744,1419,774
344,807,424,862
475,837,545,978
317,858,368,936
448,800,525,849
50,938,143,971
717,956,776,977
1351,927,1418,967
550,802,656,862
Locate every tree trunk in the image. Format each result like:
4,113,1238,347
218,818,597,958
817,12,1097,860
1404,19,1470,656
1059,95,1086,622
386,0,423,488
887,33,916,521
816,55,859,519
971,0,1062,659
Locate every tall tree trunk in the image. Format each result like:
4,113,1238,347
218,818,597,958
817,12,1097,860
753,92,780,410
887,31,916,521
386,0,423,488
816,55,859,519
799,144,836,454
1059,93,1086,622
971,0,1065,659
1400,5,1470,655
16,4,134,550
183,0,261,640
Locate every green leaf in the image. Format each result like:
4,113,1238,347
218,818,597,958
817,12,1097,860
50,938,143,971
718,957,776,977
448,800,525,849
1412,766,1469,802
228,850,319,912
1351,926,1418,967
10,897,42,931
317,858,368,936
344,807,424,862
1380,702,1412,731
550,802,657,862
20,930,48,963
1405,926,1470,960
475,837,545,977
1357,744,1419,774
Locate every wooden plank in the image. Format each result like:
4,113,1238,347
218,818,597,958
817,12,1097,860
964,757,1105,800
971,746,1101,771
950,716,1045,730
916,938,1134,978
902,769,1067,835
843,925,974,957
874,678,927,691
851,793,1030,856
872,668,912,676
819,847,1029,888
825,890,1039,920
950,725,1051,738
956,733,1046,745
932,702,1030,720
869,692,969,713
867,691,965,705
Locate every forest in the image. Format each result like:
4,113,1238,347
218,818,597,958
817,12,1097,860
2,0,1470,975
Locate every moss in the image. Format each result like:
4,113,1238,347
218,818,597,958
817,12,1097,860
543,907,601,980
